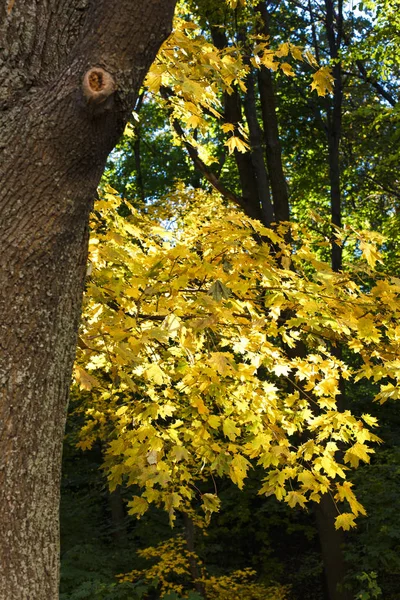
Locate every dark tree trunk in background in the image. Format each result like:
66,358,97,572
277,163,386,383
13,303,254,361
256,2,290,223
0,1,177,598
210,25,269,225
183,513,208,599
108,486,128,547
324,0,344,273
316,494,351,600
316,4,350,599
242,67,274,226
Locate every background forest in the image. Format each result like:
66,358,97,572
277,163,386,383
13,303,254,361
60,1,400,599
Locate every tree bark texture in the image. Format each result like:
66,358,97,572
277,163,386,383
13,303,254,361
0,1,177,598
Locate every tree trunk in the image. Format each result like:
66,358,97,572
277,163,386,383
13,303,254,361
108,486,128,547
324,0,344,272
242,67,274,227
210,26,267,225
0,2,177,598
256,2,290,223
183,513,207,599
317,5,349,598
315,495,351,600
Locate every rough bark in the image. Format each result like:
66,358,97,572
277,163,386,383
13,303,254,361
0,1,177,598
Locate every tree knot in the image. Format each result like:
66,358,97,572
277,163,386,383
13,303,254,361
82,67,115,106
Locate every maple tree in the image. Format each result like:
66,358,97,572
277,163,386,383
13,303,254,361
33,1,397,599
74,187,399,533
64,3,400,599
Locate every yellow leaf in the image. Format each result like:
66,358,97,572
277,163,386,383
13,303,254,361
260,52,279,70
317,455,345,478
335,513,357,531
273,362,291,377
280,62,295,77
335,481,366,517
211,352,233,376
344,443,373,468
375,382,400,403
361,413,378,427
357,315,381,343
185,114,201,129
221,123,235,133
225,135,250,154
303,49,318,67
311,66,334,96
202,493,221,513
359,240,382,268
286,491,307,508
158,403,177,418
145,364,165,385
171,446,190,462
146,450,158,465
226,0,245,8
290,44,304,61
145,69,165,93
74,365,100,391
276,42,289,57
314,377,339,398
207,415,220,429
128,496,149,518
161,313,181,338
192,396,209,415
223,418,241,441
230,454,250,489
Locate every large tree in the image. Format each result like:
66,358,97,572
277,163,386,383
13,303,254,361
0,1,177,598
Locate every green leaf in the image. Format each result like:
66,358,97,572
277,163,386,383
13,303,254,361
208,280,232,301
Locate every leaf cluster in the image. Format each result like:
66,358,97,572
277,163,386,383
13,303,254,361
73,186,400,530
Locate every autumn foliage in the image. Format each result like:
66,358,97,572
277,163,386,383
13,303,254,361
73,186,399,532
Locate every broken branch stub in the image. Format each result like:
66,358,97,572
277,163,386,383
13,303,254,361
82,67,116,105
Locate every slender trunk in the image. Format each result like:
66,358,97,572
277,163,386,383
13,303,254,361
108,486,128,546
255,2,290,223
227,100,264,221
325,0,343,272
326,61,343,272
183,513,207,599
257,64,290,223
133,92,146,203
243,67,274,226
315,495,351,600
211,26,266,223
313,4,348,598
134,135,145,203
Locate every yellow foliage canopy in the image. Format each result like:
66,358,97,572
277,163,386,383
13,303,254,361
143,6,334,161
73,186,399,530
